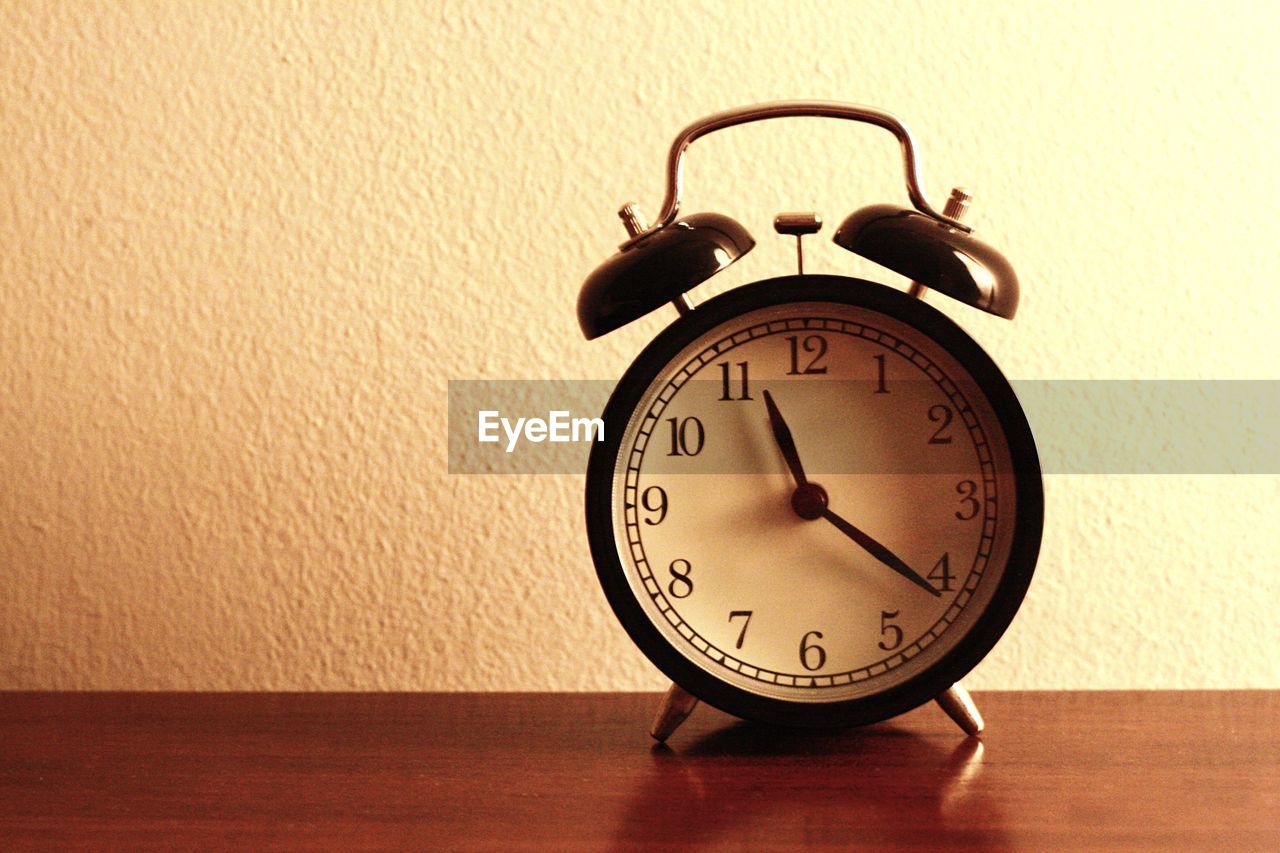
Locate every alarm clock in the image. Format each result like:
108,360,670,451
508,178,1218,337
577,102,1042,741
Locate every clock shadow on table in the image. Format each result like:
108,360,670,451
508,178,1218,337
606,717,1009,849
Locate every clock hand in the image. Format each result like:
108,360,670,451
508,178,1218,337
819,506,942,598
762,389,808,486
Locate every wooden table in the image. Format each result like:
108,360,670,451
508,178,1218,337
1,691,1276,849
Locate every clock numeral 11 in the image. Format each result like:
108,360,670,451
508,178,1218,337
717,361,752,401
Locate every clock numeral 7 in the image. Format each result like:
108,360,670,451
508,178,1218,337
786,335,828,375
717,361,752,401
665,417,705,457
728,610,752,649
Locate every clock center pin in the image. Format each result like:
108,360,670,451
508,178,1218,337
790,482,829,520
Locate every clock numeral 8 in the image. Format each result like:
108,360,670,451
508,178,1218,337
665,417,705,457
799,630,826,671
667,559,694,599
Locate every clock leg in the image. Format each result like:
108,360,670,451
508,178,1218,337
649,683,700,742
935,682,984,736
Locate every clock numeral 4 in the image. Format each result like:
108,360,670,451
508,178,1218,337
717,361,752,401
665,417,705,457
667,559,694,599
728,610,752,649
799,630,826,671
928,553,954,592
640,486,668,526
927,404,954,444
786,335,829,375
878,610,904,651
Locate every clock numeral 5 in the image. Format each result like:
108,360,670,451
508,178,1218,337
667,559,694,599
799,630,826,671
640,486,668,526
665,417,705,457
717,361,752,401
728,610,752,649
878,610,903,651
786,335,828,375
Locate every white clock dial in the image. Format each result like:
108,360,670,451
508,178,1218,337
611,301,1019,702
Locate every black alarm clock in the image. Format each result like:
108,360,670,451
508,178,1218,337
577,102,1042,741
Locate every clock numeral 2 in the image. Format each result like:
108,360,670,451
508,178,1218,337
641,486,667,526
665,417,704,457
728,610,752,649
927,404,953,444
799,630,826,671
667,559,693,599
786,335,828,375
878,610,903,651
928,553,954,592
717,361,752,401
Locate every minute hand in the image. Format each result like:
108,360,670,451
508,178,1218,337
819,507,941,597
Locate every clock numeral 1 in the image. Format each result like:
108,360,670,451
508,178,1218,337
786,335,829,375
878,610,903,651
799,630,826,671
927,404,954,444
667,559,693,599
728,610,752,649
641,485,668,526
665,417,705,457
873,353,889,394
928,553,954,592
717,361,752,401
955,480,980,521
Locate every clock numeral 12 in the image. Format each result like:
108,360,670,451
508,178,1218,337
786,335,828,375
717,361,752,401
665,417,705,456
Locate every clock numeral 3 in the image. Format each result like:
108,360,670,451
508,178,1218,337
799,630,826,671
665,417,705,457
667,559,694,599
928,553,954,592
728,610,752,649
786,335,829,375
955,480,980,521
717,361,752,401
878,610,904,651
927,404,953,444
641,486,668,526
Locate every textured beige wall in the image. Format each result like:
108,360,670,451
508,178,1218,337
2,1,1277,690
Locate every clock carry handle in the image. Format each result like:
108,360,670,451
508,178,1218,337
632,100,972,245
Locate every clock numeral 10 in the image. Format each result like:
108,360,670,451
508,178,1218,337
667,559,693,599
665,417,705,456
799,630,826,671
786,335,829,375
717,361,752,401
878,610,903,651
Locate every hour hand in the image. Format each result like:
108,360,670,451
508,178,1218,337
763,389,807,486
820,507,942,598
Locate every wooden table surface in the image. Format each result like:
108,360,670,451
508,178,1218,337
1,691,1276,849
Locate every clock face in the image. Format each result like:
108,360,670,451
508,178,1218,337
587,276,1042,726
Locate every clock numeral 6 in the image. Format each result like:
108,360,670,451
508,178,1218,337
878,610,904,651
786,335,829,375
799,630,826,671
641,485,668,526
927,404,953,444
955,480,980,521
728,610,752,649
665,417,705,457
717,361,752,401
667,559,694,599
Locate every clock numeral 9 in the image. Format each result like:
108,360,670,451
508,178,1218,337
728,610,752,649
641,486,668,526
927,404,953,444
799,630,826,671
955,480,980,520
878,610,903,651
717,361,752,401
665,417,705,457
786,335,829,375
928,553,954,592
667,559,693,599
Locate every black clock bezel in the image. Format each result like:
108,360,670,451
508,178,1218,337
585,275,1043,728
